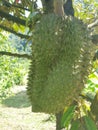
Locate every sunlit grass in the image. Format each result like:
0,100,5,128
0,86,55,130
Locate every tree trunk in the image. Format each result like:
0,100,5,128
41,0,54,13
56,111,63,130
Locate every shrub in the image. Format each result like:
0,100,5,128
0,34,29,98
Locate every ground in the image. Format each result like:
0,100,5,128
0,86,55,130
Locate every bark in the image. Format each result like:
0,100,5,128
54,0,64,16
56,111,63,130
41,0,74,16
41,0,54,13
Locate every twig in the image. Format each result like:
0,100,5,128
0,51,32,59
0,25,30,39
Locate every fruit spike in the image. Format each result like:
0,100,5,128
27,14,94,114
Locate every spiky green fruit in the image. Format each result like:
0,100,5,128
27,14,94,114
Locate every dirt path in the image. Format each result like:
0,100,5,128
0,86,55,130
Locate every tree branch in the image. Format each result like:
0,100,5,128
0,51,32,59
88,19,98,29
63,0,74,16
0,25,30,39
1,0,30,11
41,0,74,16
41,0,54,13
0,9,26,26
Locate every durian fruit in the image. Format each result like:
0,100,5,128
27,14,94,114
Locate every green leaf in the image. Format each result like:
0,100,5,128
61,105,76,128
83,116,97,130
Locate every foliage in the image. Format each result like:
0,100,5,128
0,0,39,38
61,105,97,130
61,60,98,129
74,0,98,22
83,61,98,97
0,34,29,98
61,105,76,128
